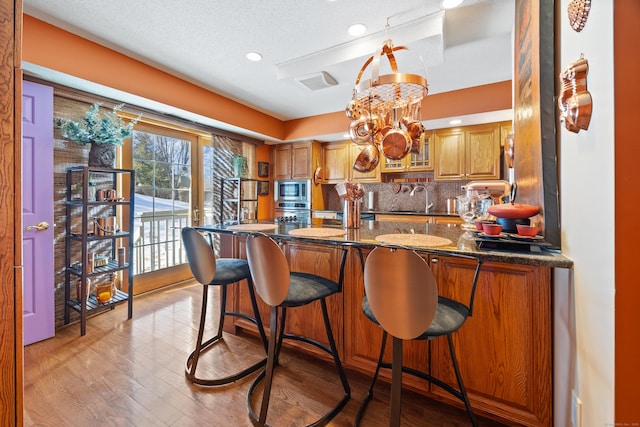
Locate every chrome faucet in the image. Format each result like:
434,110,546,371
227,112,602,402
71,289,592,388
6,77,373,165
409,184,425,196
409,184,433,213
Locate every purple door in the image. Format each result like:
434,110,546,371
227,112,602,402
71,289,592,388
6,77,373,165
22,80,55,345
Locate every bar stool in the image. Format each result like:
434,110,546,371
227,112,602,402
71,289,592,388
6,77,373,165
245,234,351,427
181,227,268,386
354,246,483,427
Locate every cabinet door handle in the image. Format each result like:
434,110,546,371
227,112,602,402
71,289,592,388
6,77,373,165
25,221,50,231
431,257,439,264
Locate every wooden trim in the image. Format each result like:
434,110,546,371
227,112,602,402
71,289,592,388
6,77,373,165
133,265,192,295
614,0,640,422
1,0,22,424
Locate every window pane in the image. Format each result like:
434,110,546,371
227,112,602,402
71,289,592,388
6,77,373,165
132,130,191,275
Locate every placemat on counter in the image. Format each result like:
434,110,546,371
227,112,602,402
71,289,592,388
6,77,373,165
227,223,278,231
375,234,453,247
288,227,347,237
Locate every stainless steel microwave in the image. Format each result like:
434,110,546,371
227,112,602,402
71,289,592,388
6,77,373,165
274,179,311,203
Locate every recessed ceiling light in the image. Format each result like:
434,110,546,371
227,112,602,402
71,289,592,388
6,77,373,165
442,0,464,9
449,119,462,125
246,52,262,62
348,23,367,37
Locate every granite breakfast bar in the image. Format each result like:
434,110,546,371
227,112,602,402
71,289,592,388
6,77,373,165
197,219,573,426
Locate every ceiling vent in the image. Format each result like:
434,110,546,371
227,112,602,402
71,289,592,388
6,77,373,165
295,72,338,91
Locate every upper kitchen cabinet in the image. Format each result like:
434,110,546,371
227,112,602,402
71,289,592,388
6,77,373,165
272,141,321,180
322,142,349,182
434,123,502,181
380,130,434,173
322,141,380,184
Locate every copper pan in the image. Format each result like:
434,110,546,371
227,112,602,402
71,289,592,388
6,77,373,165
349,117,370,144
363,112,383,136
353,144,380,173
380,106,411,160
380,127,411,160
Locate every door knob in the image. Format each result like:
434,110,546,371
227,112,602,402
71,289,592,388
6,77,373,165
25,221,50,231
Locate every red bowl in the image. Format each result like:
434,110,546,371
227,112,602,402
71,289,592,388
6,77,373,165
516,224,540,237
475,220,495,231
482,223,503,236
487,203,539,219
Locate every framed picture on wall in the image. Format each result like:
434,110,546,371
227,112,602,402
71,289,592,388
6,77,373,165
258,180,269,196
258,162,269,178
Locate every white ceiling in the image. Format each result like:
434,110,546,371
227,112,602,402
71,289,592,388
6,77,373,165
23,0,515,142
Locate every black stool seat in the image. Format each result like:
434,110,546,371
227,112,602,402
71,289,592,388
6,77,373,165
362,295,470,338
212,258,252,284
182,227,268,387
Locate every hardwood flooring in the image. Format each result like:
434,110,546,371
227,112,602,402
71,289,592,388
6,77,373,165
24,281,510,426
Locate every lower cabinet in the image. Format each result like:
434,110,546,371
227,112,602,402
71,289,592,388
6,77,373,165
224,236,552,426
224,235,344,362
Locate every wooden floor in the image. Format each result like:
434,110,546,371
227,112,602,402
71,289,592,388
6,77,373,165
24,281,510,427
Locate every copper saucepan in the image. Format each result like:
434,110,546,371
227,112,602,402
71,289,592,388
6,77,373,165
349,117,371,144
380,127,411,160
380,106,411,160
353,143,380,173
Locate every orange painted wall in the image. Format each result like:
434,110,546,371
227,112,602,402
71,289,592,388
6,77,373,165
614,0,640,422
283,81,512,140
255,145,272,219
22,15,286,141
24,15,512,146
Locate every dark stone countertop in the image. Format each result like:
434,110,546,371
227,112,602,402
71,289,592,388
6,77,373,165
197,218,573,269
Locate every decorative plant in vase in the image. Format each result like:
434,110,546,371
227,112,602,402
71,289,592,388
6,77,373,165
55,102,141,168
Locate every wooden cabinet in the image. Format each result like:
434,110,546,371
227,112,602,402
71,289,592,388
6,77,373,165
225,236,345,361
434,123,502,181
225,237,552,426
272,141,317,180
380,131,434,173
322,141,381,183
430,255,552,426
375,214,433,223
432,215,464,225
373,215,464,226
322,142,349,182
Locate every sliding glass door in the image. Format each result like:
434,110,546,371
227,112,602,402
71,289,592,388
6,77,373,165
125,121,208,294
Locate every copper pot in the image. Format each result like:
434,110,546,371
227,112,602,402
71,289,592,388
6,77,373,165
380,127,411,160
374,125,392,145
363,112,383,136
349,117,370,144
353,144,380,173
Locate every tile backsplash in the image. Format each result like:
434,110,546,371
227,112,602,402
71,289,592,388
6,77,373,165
321,179,468,214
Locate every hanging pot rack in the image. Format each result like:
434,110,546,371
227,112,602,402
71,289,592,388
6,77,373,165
346,32,429,170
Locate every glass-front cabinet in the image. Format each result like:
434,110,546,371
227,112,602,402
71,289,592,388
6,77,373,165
380,130,433,173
